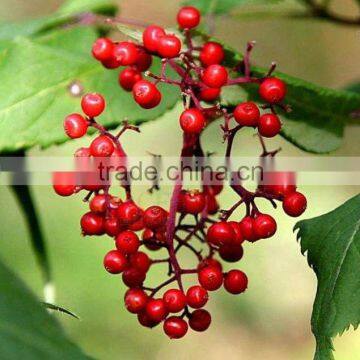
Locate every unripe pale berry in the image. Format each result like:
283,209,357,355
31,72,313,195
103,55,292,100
177,6,201,29
81,93,105,118
283,192,307,217
64,113,88,139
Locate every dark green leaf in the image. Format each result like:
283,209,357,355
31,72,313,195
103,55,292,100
183,0,284,15
0,0,116,41
0,26,179,153
42,303,80,320
344,81,360,94
294,194,360,360
0,259,89,359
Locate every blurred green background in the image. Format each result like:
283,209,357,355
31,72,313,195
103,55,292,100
0,0,359,359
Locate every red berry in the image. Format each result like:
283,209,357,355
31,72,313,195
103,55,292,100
202,64,228,88
181,190,206,214
205,194,219,215
219,244,244,262
124,288,148,313
179,108,206,134
130,251,151,273
103,250,127,274
253,214,277,239
189,309,211,332
224,270,248,294
116,230,140,254
228,221,245,246
283,192,307,217
52,171,77,197
239,216,257,242
132,80,161,109
233,102,260,127
80,212,104,235
145,298,168,322
119,67,142,91
157,34,182,58
198,258,223,272
101,56,122,69
117,201,142,225
64,113,88,139
163,317,188,339
261,171,296,197
186,285,208,309
128,215,145,232
113,41,138,66
90,135,114,157
200,42,224,66
258,113,282,138
104,217,122,237
137,311,159,328
81,93,105,118
89,194,109,214
143,206,168,229
177,6,201,29
135,47,153,71
74,147,91,157
207,221,236,246
259,77,287,104
143,25,166,53
163,289,187,313
198,266,223,291
122,267,146,287
92,37,114,61
198,87,221,102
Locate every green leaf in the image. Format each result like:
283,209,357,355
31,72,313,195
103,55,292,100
218,42,360,153
0,0,116,41
183,0,285,15
0,26,179,153
294,194,360,360
344,81,360,94
0,259,89,359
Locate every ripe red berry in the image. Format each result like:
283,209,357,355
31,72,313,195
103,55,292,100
259,77,287,104
130,251,151,273
74,147,91,157
128,215,145,232
198,87,221,102
103,250,127,274
90,135,114,157
179,108,206,134
104,217,122,237
124,288,148,313
157,34,182,58
101,56,122,69
64,113,88,139
119,67,142,91
200,42,224,67
239,216,258,242
89,194,109,214
145,298,168,322
189,309,211,332
207,221,236,246
205,194,219,215
186,285,208,309
80,212,104,235
198,258,223,272
198,266,223,291
283,192,307,217
143,206,168,229
253,214,277,239
132,80,161,109
177,6,201,29
181,190,206,214
228,221,245,246
219,244,244,262
122,267,146,287
81,93,105,118
143,25,166,53
224,270,248,294
202,64,228,88
92,37,114,61
163,289,187,313
117,201,142,225
113,41,138,66
163,317,188,339
116,230,140,254
262,171,296,197
52,171,77,197
258,113,281,138
137,311,159,328
134,47,153,71
233,102,260,127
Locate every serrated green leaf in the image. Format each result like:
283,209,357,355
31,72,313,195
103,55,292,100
218,42,360,153
183,0,285,15
0,259,89,359
0,0,116,41
0,26,179,153
294,194,360,360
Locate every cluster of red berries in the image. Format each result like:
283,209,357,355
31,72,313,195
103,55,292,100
54,6,307,340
